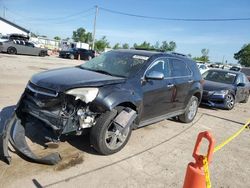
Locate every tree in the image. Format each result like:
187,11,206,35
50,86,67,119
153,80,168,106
134,41,152,49
54,36,61,41
122,43,129,49
113,43,121,49
154,41,160,49
234,44,250,67
160,41,176,51
193,48,209,62
95,36,110,52
200,48,209,62
72,27,93,43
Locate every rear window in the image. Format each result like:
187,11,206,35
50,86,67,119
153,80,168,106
203,70,237,84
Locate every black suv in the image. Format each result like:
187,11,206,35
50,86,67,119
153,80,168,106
2,49,202,164
59,48,95,60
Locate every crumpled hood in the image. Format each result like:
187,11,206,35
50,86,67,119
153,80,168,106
203,80,234,91
30,67,126,92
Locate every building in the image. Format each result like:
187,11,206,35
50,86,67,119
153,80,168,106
0,16,30,36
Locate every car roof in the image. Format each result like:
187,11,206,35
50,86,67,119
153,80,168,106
208,68,241,75
112,49,190,60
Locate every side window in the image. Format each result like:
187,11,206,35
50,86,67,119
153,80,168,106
170,59,191,77
25,42,34,47
147,58,170,77
236,74,244,84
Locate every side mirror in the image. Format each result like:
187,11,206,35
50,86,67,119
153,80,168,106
237,83,245,87
145,71,164,80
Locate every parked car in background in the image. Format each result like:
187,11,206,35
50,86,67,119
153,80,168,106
229,66,241,71
59,48,95,60
229,66,250,81
197,63,209,74
0,40,47,56
1,49,203,164
240,67,250,81
201,69,250,110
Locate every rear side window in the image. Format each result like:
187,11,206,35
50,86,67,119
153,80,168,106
170,59,191,77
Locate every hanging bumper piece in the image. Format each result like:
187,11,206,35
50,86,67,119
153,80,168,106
0,113,61,165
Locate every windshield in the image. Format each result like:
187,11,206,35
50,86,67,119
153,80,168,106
202,70,237,84
80,51,149,77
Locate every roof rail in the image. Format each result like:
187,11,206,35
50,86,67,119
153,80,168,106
134,47,165,52
169,52,187,57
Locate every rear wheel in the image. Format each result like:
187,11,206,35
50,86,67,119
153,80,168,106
179,96,198,123
224,94,235,110
7,47,17,54
39,51,46,57
90,108,132,155
87,55,92,60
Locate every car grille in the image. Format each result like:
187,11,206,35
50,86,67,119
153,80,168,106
27,81,58,97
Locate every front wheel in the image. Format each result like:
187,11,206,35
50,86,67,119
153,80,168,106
90,108,132,155
179,96,198,123
224,94,235,110
7,47,17,54
69,54,75,60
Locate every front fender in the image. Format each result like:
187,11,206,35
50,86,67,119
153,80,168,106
90,86,142,113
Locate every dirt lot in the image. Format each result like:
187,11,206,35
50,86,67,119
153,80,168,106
0,54,249,188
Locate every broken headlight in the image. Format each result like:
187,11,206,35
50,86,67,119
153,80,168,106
66,88,99,103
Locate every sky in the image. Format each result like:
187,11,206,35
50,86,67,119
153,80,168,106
0,0,250,63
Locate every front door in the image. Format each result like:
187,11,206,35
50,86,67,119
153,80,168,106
141,58,175,121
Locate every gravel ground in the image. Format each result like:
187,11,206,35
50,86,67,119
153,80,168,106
0,54,249,188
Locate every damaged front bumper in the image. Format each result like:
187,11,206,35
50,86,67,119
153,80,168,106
0,113,61,165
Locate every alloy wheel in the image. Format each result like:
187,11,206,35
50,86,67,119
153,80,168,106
225,94,234,109
105,122,130,150
187,100,198,120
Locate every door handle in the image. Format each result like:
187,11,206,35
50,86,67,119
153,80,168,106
167,84,174,88
188,80,194,83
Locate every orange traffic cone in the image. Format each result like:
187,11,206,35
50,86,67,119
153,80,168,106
183,131,215,188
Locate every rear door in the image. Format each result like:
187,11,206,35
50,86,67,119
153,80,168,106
169,58,193,111
24,42,38,55
235,74,248,102
141,57,175,121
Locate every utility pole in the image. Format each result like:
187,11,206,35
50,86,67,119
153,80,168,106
92,5,98,50
3,6,6,18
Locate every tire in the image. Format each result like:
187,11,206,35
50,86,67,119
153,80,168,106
90,107,132,155
224,93,235,110
242,92,249,103
39,51,46,57
7,47,17,54
87,55,92,60
69,54,75,60
179,96,199,123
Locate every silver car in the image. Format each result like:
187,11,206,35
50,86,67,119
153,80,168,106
0,40,47,56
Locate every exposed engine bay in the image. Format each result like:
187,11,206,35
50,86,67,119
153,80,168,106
18,82,99,137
